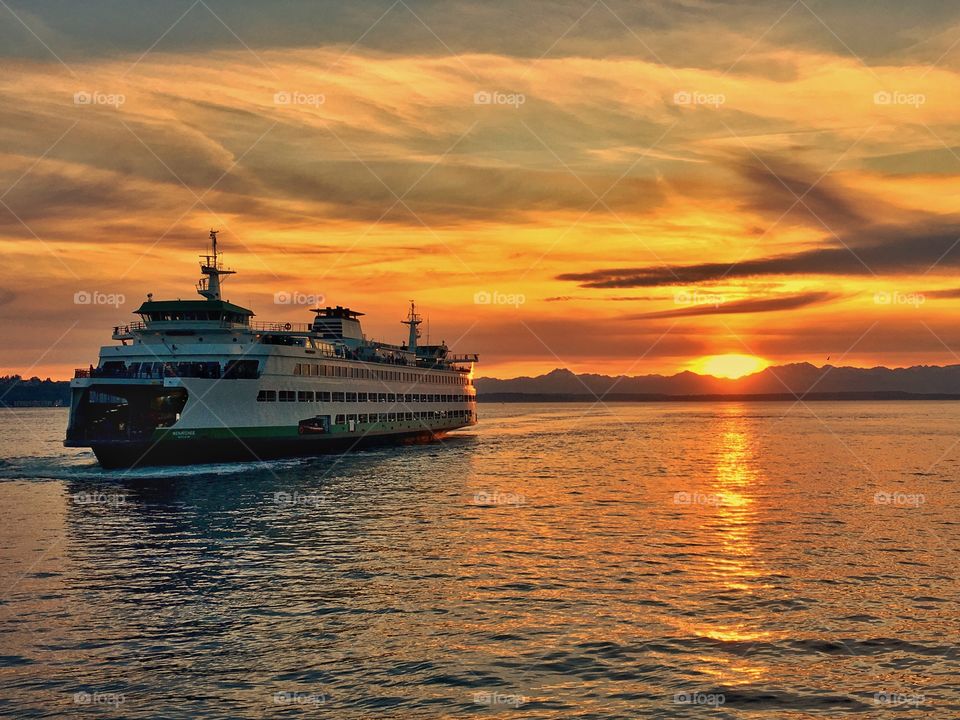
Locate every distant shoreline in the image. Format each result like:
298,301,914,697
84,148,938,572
477,391,960,402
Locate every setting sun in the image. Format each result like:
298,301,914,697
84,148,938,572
693,354,769,379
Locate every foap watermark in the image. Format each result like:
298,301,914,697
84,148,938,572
873,290,924,307
74,91,125,108
72,491,126,507
473,490,526,507
273,491,322,507
274,91,325,107
874,491,925,508
673,90,725,108
674,491,723,507
474,90,525,108
473,691,526,708
73,691,125,708
74,290,125,308
274,291,325,306
874,691,925,708
273,691,326,706
473,290,525,307
874,91,925,108
674,691,725,707
674,289,725,307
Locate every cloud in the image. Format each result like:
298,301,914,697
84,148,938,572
924,287,960,299
730,153,867,230
623,291,841,319
3,0,957,75
559,222,960,287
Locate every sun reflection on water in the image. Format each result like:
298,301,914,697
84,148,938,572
676,405,774,685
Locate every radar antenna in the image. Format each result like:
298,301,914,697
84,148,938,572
197,229,235,301
401,300,422,352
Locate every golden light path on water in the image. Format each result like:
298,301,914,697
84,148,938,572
673,406,773,687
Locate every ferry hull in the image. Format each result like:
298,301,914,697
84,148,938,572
89,428,455,469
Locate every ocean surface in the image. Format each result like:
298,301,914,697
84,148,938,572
0,402,957,718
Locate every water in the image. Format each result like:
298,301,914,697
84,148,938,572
0,403,957,718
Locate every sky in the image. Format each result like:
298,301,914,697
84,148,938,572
3,0,960,379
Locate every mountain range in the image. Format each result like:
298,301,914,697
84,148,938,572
474,363,960,400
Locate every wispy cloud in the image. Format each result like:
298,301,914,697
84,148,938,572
624,291,841,319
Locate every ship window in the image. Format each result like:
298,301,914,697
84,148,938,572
318,392,331,402
388,413,397,421
347,414,357,422
377,393,387,403
279,390,295,402
368,394,378,403
294,363,302,376
335,414,345,424
90,391,128,405
357,392,368,402
224,360,259,379
298,391,313,402
358,414,368,423
257,390,276,402
387,393,396,403
405,412,413,420
378,413,388,422
346,392,357,402
332,392,345,402
404,394,412,403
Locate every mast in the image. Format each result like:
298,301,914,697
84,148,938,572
197,229,235,300
401,300,422,352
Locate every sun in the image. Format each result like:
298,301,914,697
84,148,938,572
692,354,769,379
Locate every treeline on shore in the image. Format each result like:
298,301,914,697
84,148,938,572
0,376,70,407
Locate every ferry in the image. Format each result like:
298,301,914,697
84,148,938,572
65,231,479,468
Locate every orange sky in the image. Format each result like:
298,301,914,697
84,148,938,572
3,1,960,379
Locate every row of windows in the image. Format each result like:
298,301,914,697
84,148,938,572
293,363,467,385
142,311,248,323
334,410,473,424
257,390,475,403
